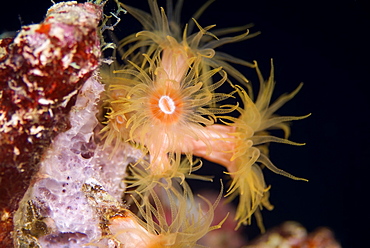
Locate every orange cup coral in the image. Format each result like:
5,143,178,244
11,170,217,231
109,180,225,248
99,0,309,235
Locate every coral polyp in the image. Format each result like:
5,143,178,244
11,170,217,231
99,0,309,234
109,179,225,248
118,0,259,87
101,52,234,170
221,61,310,229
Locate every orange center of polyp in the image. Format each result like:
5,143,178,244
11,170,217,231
149,88,183,124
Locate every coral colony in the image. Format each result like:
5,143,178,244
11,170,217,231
0,1,341,247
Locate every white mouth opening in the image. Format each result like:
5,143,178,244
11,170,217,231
158,95,176,114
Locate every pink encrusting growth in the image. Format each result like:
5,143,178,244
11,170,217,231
100,0,309,237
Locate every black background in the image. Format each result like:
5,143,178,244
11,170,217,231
1,0,369,247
